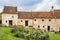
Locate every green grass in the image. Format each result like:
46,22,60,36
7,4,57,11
48,32,60,40
0,27,60,40
0,27,24,40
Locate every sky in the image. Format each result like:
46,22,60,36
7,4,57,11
0,0,60,12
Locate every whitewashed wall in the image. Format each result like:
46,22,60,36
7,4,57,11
2,14,18,26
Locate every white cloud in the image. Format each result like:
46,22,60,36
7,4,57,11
33,0,60,11
0,6,3,12
33,0,53,11
53,0,60,9
0,0,60,12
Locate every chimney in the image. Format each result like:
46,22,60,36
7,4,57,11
50,6,56,18
51,6,54,13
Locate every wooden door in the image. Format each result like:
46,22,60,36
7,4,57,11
25,20,28,26
9,20,12,26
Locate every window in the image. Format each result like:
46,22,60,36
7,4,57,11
21,20,22,22
42,19,44,21
38,25,40,28
6,20,7,23
49,19,51,21
35,19,36,21
12,16,14,18
43,26,45,28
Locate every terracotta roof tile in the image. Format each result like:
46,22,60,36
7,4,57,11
32,12,53,18
18,12,53,19
18,12,32,19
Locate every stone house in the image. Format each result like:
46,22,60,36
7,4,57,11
0,6,60,31
1,6,18,26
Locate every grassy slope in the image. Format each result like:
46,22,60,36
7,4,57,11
48,32,60,40
0,27,24,40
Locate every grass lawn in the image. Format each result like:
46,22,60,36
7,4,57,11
48,32,60,40
0,27,24,40
0,27,60,40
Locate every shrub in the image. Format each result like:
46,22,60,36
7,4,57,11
44,33,49,40
41,34,49,40
11,29,16,33
11,26,49,40
14,32,20,38
30,30,43,40
14,32,25,38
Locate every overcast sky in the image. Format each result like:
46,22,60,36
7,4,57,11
0,0,60,12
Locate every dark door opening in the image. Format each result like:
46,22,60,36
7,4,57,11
0,20,2,24
47,26,50,31
25,20,28,26
9,20,12,26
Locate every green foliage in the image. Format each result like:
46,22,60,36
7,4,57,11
14,31,25,38
11,26,49,40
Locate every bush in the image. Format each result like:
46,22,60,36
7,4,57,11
11,29,16,33
14,32,20,38
41,34,49,40
14,32,25,38
11,26,49,40
29,30,44,40
44,34,49,40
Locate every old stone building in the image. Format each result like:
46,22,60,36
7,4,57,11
0,6,60,31
1,6,18,26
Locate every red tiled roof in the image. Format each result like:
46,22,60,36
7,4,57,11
18,12,32,19
18,12,53,19
32,12,53,18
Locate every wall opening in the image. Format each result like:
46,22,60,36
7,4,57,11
25,20,28,26
47,26,50,31
0,20,2,24
9,20,13,26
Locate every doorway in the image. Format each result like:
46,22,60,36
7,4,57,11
0,20,2,24
25,20,28,26
47,26,50,31
9,20,13,26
